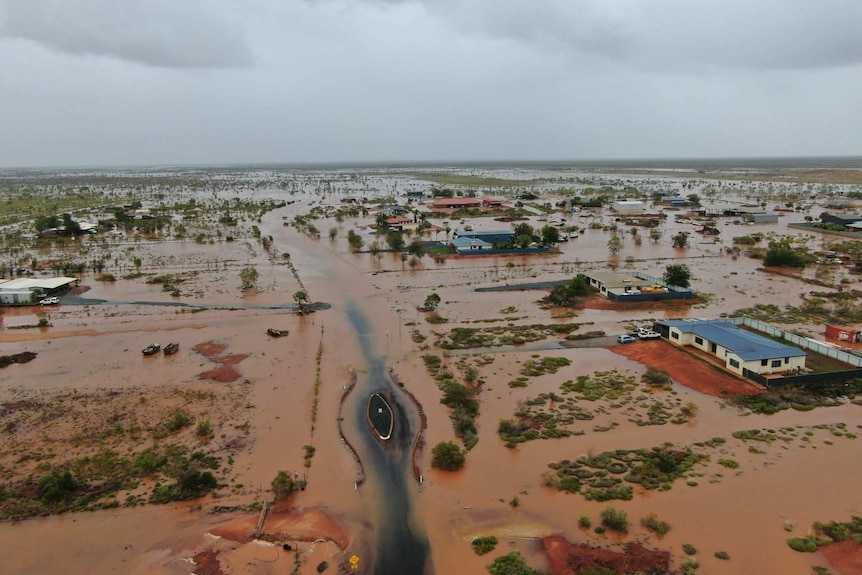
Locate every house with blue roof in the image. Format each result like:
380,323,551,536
653,319,806,376
451,230,514,245
451,236,493,253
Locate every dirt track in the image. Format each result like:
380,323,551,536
608,339,762,397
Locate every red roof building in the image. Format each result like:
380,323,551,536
432,198,482,209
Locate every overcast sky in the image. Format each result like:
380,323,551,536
1,0,861,168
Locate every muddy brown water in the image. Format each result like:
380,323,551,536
2,184,862,575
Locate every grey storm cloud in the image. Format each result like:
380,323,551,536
336,0,862,71
0,0,254,69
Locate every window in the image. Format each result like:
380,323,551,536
761,359,768,366
671,332,679,340
729,359,740,368
694,337,703,345
771,360,782,368
784,357,789,364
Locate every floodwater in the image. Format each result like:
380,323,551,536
3,167,862,575
345,304,431,575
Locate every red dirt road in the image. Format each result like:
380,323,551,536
609,339,762,397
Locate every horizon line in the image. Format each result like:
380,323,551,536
2,154,862,173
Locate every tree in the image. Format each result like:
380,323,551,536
687,194,702,207
423,292,441,311
649,228,663,243
540,225,561,246
431,441,466,471
239,265,259,289
386,231,405,252
271,470,297,500
672,231,689,248
346,229,364,251
293,290,309,313
328,227,338,240
369,241,382,260
764,240,806,267
663,264,692,288
548,277,589,306
607,234,623,255
407,240,425,259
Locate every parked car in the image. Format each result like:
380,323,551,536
637,330,661,339
39,296,59,305
617,334,636,344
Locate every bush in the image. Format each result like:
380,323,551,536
641,513,671,536
714,551,730,560
167,410,192,433
578,515,592,528
788,537,819,553
37,470,79,503
718,458,739,469
196,420,212,438
471,536,498,555
431,441,466,471
682,543,697,555
487,551,539,575
600,507,629,533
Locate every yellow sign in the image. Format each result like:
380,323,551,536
349,555,360,566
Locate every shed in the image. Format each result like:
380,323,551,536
825,325,862,343
612,200,646,213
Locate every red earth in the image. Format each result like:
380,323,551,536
820,540,862,575
608,339,763,397
543,536,671,575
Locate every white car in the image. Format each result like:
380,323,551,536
39,296,59,305
637,330,661,339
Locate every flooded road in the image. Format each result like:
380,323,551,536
346,304,432,575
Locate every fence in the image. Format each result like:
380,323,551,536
729,317,862,367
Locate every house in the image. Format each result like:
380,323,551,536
482,198,504,208
452,236,493,253
578,271,653,298
451,230,514,246
380,205,408,217
432,198,482,210
385,217,418,232
653,319,806,376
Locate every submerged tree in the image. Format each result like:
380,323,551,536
423,292,441,311
607,234,623,255
293,290,309,313
431,441,465,471
239,265,259,289
672,232,689,249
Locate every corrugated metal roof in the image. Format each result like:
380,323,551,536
0,277,77,290
657,319,805,361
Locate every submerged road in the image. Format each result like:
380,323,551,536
346,304,432,575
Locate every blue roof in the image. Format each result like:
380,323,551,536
452,237,492,248
657,320,805,361
454,230,512,237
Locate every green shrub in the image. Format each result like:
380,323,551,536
471,536,498,555
641,513,671,536
431,441,465,471
600,507,629,533
682,543,697,555
788,537,819,553
714,551,730,560
167,410,192,433
578,515,591,528
718,458,739,469
487,551,539,575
